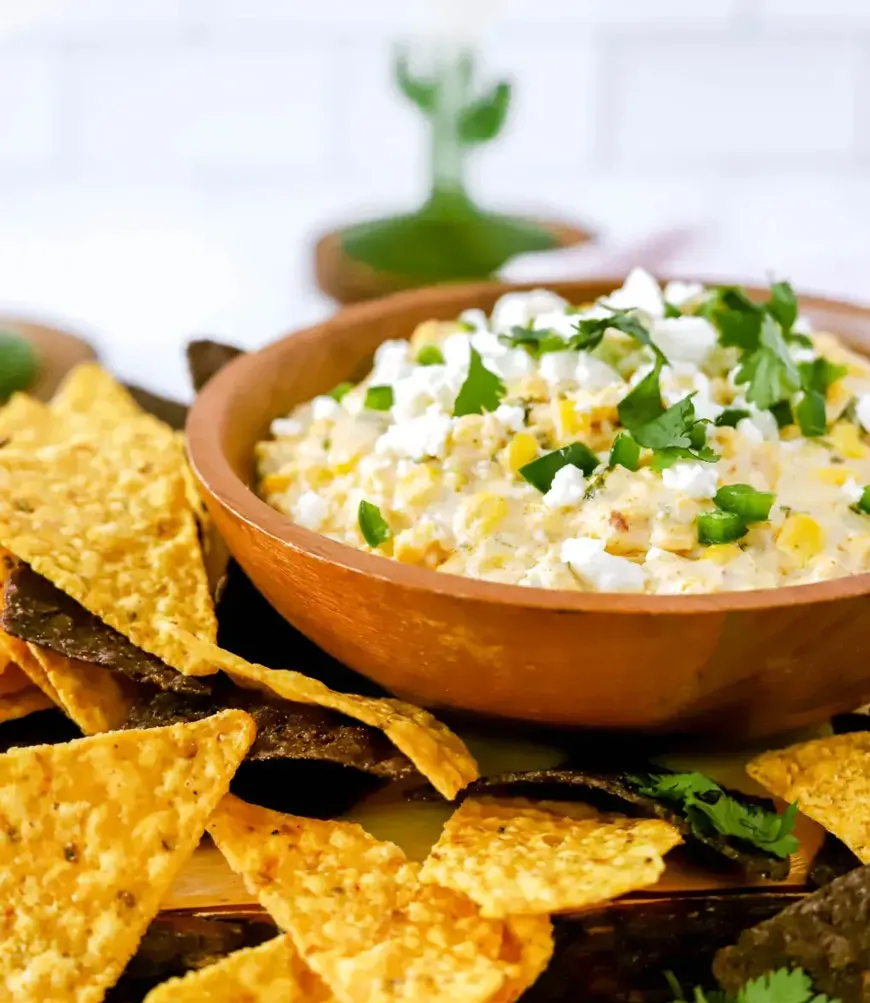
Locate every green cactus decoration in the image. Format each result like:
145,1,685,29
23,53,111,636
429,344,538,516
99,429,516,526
340,48,559,284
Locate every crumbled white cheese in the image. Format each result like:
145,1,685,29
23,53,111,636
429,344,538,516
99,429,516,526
600,267,664,319
652,315,718,368
519,561,569,589
271,417,303,437
561,537,647,592
487,347,535,381
494,403,526,433
661,462,719,499
374,407,453,461
292,491,328,530
855,394,870,431
540,351,578,387
458,308,489,332
663,280,705,308
736,409,779,444
661,364,721,421
311,395,342,422
391,365,461,421
793,315,813,336
842,478,865,505
543,465,586,509
490,289,568,333
575,354,622,391
789,344,816,364
370,339,413,386
442,331,473,370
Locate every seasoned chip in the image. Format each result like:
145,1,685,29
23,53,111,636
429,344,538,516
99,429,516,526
50,362,144,424
208,795,529,1003
28,644,133,734
0,709,254,1002
0,662,33,698
0,392,52,443
207,647,476,800
143,934,333,1003
0,428,218,662
0,627,62,706
748,733,870,862
0,685,53,723
493,916,555,1003
419,796,681,917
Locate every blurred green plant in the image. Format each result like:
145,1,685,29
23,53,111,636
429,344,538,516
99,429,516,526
0,332,37,402
341,48,559,283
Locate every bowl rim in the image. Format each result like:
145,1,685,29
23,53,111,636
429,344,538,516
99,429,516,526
187,276,870,615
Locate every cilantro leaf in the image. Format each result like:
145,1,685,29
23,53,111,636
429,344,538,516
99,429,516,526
664,301,683,318
795,389,827,438
618,363,666,429
520,441,600,492
453,347,505,416
734,316,801,411
799,357,847,395
499,325,566,358
701,286,764,351
767,281,798,337
610,432,640,471
715,408,751,428
669,967,841,1003
358,500,392,548
500,309,667,362
629,771,799,858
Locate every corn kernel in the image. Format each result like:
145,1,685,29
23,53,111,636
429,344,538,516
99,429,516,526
779,425,802,441
830,421,870,459
715,427,738,458
462,492,509,534
815,465,858,487
452,414,485,446
506,432,539,474
777,514,826,566
393,525,446,567
395,463,438,509
516,374,549,401
826,380,852,421
704,543,742,566
557,400,586,439
408,318,457,349
260,473,293,494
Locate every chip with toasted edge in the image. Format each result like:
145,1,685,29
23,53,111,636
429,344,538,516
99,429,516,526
142,934,334,1003
492,916,555,1003
0,429,218,663
29,644,134,734
0,709,255,1003
748,732,870,863
419,796,682,917
0,627,62,705
196,642,477,800
0,685,54,723
208,795,526,1003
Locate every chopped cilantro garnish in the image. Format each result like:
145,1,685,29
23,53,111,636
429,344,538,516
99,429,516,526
618,364,718,466
734,316,801,411
519,441,600,492
795,390,827,438
855,485,870,515
700,286,765,351
499,309,668,363
416,344,445,366
453,347,505,416
630,771,799,858
364,385,394,411
664,301,682,318
770,400,794,429
715,484,775,523
668,967,840,1003
767,280,799,338
799,357,847,395
328,381,353,402
358,500,392,548
715,408,751,428
609,432,640,471
698,510,747,544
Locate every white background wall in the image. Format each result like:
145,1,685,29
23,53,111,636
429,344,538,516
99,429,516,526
1,0,870,397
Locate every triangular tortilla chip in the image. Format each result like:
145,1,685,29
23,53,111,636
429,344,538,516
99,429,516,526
748,733,870,863
0,685,53,723
0,393,52,445
51,363,144,424
419,797,682,917
0,709,254,1002
0,427,217,660
0,628,62,706
143,935,334,1003
0,662,33,698
208,795,532,1003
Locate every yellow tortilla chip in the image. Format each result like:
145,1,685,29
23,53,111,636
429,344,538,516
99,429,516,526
29,644,133,734
143,935,334,1003
51,363,143,424
492,916,554,1003
0,393,52,444
748,732,870,862
0,709,254,1002
0,628,62,706
198,644,476,800
419,797,682,917
0,662,34,698
0,685,53,723
208,795,530,1003
0,428,218,663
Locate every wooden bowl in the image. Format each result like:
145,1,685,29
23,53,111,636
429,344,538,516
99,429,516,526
1,316,97,401
314,218,593,306
187,280,870,739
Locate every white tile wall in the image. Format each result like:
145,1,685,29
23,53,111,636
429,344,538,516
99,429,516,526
0,0,866,397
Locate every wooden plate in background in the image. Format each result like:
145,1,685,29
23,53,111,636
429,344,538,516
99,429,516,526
1,317,97,401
